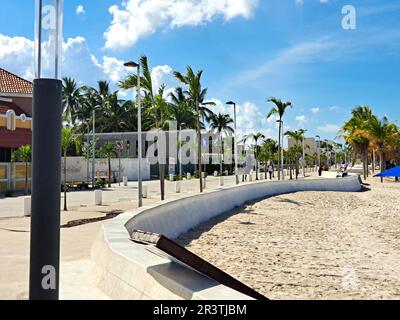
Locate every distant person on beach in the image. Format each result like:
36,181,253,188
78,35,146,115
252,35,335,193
318,164,323,176
268,162,274,180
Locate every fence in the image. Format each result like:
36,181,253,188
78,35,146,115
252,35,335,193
0,157,151,193
0,162,31,193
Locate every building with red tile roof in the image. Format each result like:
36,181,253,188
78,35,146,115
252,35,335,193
0,68,33,162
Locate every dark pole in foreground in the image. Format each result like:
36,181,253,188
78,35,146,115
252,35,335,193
30,80,62,300
30,0,63,300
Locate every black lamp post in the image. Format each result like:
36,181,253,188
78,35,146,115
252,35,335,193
316,135,321,167
30,0,63,300
226,101,239,185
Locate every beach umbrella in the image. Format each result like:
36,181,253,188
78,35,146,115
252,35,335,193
374,165,400,177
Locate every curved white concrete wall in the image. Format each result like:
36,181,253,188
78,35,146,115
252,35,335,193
92,176,361,300
125,176,362,239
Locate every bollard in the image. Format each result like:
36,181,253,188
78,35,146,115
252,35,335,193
123,176,128,187
94,190,102,206
249,174,253,182
24,196,31,217
169,174,174,182
175,181,181,193
225,170,229,176
220,176,224,186
142,185,148,198
201,172,205,179
203,177,207,189
186,172,191,180
214,171,218,177
260,174,264,181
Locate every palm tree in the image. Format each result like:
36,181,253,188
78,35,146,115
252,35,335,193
169,87,197,129
209,113,234,177
266,98,292,180
174,66,215,193
120,55,170,201
244,132,265,180
62,77,81,125
285,130,304,179
260,138,278,179
366,116,398,182
12,145,31,195
341,106,373,180
101,142,118,188
61,127,76,211
101,92,130,132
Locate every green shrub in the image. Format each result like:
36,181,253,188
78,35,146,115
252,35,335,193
95,179,106,189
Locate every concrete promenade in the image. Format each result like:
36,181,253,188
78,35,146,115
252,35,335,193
0,170,322,299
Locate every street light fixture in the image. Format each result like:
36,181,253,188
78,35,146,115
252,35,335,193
30,0,63,300
124,60,143,207
226,101,239,185
316,135,321,167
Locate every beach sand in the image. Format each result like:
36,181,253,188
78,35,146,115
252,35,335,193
176,177,400,300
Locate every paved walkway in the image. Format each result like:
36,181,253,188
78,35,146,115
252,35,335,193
0,171,306,218
0,170,320,299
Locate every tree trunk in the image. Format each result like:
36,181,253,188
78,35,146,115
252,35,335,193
363,147,368,180
108,157,112,187
265,163,267,180
25,162,28,195
372,149,376,174
64,153,67,211
380,149,385,183
220,133,223,177
255,145,259,181
159,163,165,200
277,123,281,180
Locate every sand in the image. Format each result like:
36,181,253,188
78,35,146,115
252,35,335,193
176,177,400,300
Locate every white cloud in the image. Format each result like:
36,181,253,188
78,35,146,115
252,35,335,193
208,98,276,140
329,105,339,111
0,34,34,80
76,5,85,15
317,124,340,134
0,34,106,85
296,115,307,126
311,107,320,113
104,0,259,49
295,0,304,5
238,38,336,84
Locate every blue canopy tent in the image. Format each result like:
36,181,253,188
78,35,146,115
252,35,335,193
374,166,400,177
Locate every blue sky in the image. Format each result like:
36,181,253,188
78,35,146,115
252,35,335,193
1,0,399,142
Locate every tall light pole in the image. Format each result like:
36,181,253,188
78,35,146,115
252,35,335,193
91,105,100,190
276,120,284,180
226,101,239,185
124,61,143,207
316,135,321,167
300,129,307,177
30,0,63,300
179,122,185,178
86,122,90,184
